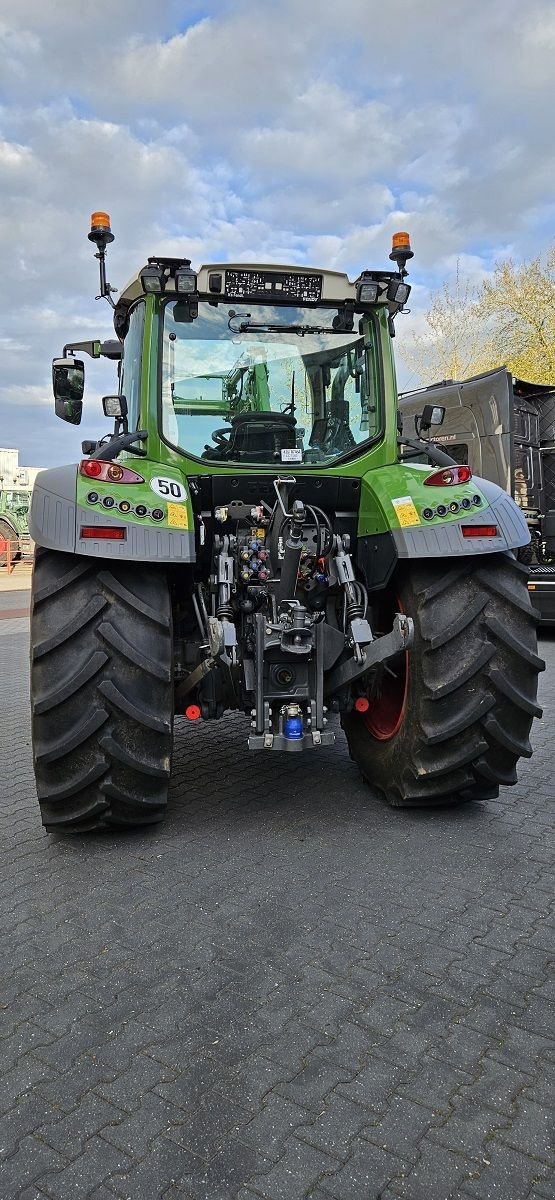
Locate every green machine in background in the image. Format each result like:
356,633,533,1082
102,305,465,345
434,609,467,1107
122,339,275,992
28,213,544,832
0,488,31,558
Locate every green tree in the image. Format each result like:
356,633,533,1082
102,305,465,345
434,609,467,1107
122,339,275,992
477,246,555,384
401,246,555,388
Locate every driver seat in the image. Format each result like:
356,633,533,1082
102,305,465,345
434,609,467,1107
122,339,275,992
204,411,298,462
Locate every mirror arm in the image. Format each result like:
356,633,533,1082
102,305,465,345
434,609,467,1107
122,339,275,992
94,431,148,461
63,340,100,360
62,339,122,361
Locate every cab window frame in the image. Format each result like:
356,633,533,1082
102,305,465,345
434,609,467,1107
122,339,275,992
157,297,385,468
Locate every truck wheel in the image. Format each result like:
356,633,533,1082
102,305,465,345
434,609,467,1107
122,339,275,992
342,554,544,807
31,549,173,832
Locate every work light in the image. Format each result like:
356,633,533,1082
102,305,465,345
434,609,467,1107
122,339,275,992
386,280,411,305
140,266,165,294
175,266,197,294
356,276,379,304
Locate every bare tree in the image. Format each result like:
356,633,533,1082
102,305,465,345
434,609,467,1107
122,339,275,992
400,262,492,386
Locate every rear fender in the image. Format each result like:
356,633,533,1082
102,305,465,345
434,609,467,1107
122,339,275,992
29,464,196,562
359,465,530,558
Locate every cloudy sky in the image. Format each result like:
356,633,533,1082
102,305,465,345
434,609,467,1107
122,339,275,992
1,0,554,467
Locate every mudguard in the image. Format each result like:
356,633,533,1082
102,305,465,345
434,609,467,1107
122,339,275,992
29,464,196,562
359,464,530,557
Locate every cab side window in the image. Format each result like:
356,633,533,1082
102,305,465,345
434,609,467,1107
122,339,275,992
120,302,145,431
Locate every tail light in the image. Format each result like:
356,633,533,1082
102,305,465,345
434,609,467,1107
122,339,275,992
461,525,498,538
424,466,472,486
80,460,144,484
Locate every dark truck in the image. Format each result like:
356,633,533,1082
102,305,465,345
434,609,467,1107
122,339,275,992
399,367,555,624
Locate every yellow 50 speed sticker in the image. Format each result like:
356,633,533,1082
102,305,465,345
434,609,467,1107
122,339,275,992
391,496,421,527
167,503,189,529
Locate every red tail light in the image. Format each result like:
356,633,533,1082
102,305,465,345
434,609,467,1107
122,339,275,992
79,460,144,484
80,526,126,540
424,466,472,486
461,525,498,538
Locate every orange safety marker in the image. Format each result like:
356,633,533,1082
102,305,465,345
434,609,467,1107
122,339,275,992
185,704,202,721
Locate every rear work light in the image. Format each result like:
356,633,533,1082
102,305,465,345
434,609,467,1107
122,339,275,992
79,460,144,484
461,525,498,538
424,465,472,486
80,526,126,540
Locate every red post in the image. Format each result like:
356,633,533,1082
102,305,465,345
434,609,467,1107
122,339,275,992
0,537,15,575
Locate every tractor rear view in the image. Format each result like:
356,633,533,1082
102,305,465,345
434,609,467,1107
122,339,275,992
29,215,544,831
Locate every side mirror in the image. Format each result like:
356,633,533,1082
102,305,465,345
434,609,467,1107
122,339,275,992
102,394,127,419
52,358,84,425
420,403,445,431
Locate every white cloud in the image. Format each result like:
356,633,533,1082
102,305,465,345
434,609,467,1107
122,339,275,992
1,0,554,465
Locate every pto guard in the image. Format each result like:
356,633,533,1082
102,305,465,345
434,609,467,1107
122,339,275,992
29,463,196,562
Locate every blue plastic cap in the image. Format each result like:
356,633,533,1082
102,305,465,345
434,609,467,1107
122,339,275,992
283,715,303,740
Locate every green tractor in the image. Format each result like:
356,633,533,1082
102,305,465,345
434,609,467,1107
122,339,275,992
29,214,544,832
0,488,31,558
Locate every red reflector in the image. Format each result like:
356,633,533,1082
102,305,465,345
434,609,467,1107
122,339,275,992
424,465,472,486
354,697,370,713
80,526,126,540
185,704,201,721
461,525,498,538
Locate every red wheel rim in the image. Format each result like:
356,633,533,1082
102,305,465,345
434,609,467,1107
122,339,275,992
362,597,408,741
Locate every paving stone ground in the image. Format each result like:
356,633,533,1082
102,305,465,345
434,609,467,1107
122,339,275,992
1,599,554,1200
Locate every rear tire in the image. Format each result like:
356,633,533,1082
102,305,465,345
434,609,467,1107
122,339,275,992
31,549,173,832
342,554,544,807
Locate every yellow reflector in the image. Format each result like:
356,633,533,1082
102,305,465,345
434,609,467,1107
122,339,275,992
528,584,536,590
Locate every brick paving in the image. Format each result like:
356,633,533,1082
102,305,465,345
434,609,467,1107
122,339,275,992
0,609,554,1200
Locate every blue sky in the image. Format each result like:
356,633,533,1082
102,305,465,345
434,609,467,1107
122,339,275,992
1,0,554,466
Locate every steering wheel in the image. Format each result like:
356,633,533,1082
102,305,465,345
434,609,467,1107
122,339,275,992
210,428,232,448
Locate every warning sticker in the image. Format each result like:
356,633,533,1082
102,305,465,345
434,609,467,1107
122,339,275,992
391,496,421,527
167,503,189,529
281,447,303,462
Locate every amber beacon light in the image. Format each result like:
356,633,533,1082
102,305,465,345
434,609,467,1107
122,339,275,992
389,231,414,274
89,212,114,245
87,210,116,305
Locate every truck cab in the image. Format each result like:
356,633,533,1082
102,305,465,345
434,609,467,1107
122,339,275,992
399,367,555,624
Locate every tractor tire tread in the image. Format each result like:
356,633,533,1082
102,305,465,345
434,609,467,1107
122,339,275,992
98,621,172,681
96,570,171,628
34,595,108,658
98,679,171,733
31,550,172,832
32,651,109,716
35,707,109,764
342,554,543,807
